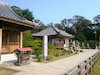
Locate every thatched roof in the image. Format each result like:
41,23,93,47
0,1,39,28
32,26,74,38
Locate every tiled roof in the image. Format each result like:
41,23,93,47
16,48,33,52
0,1,39,28
32,26,74,38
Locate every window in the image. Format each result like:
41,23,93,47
9,31,19,44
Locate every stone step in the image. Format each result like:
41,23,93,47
1,53,17,63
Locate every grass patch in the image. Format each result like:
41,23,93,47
91,59,100,75
0,67,17,75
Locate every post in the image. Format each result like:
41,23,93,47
43,35,48,61
0,29,2,61
89,59,92,73
78,65,82,75
20,32,23,48
84,60,88,75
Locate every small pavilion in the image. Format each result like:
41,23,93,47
32,26,74,60
0,1,38,61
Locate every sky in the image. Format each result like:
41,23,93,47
1,0,100,25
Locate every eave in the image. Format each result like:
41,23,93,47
0,16,39,29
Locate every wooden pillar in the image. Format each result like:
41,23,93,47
7,33,10,52
20,32,23,48
0,29,2,61
43,35,48,61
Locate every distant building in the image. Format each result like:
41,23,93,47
32,26,74,60
32,26,74,49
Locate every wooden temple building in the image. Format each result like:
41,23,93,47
32,26,74,49
32,26,74,60
0,1,38,60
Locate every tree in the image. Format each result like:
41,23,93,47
31,20,47,33
23,30,43,54
61,18,73,27
55,23,64,30
72,15,92,31
93,15,100,24
83,28,94,40
22,9,34,21
11,6,23,17
74,32,86,42
23,30,34,47
47,23,54,27
93,15,100,42
11,6,34,21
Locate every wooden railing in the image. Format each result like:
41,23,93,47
65,51,100,75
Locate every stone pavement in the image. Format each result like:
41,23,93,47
10,49,99,75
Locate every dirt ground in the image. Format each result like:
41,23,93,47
0,68,17,75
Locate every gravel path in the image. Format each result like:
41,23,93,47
10,49,99,75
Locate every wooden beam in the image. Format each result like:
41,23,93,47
2,25,22,31
0,20,33,31
0,17,35,28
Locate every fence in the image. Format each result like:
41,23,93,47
65,51,100,75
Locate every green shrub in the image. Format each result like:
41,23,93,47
62,50,67,55
33,44,72,62
32,47,43,55
48,44,57,50
66,50,72,54
61,53,64,56
47,54,54,60
55,53,59,57
48,44,72,57
48,44,62,56
23,30,43,55
63,50,72,54
35,53,39,58
37,56,44,62
80,50,83,52
63,49,67,53
31,39,43,55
